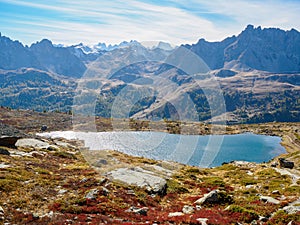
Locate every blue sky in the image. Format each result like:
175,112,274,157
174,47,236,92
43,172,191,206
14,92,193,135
1,0,300,46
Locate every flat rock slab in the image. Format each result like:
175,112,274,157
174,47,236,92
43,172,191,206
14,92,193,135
15,138,50,149
107,167,167,195
260,196,280,204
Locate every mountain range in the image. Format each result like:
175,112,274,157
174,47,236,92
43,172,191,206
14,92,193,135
0,25,299,123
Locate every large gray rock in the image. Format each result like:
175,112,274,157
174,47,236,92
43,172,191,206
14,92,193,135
107,167,167,195
15,138,50,149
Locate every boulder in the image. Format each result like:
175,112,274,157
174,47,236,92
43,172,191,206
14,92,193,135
278,158,294,169
0,136,20,148
107,167,167,195
195,190,219,205
194,190,232,205
15,138,50,149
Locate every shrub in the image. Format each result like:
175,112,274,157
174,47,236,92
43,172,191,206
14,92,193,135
166,179,189,194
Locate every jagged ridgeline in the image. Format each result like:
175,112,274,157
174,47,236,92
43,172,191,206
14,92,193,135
0,25,299,123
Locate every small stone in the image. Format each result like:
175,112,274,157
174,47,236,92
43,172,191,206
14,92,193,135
196,205,202,210
93,159,108,167
47,145,59,151
127,190,135,195
0,147,10,156
58,189,68,195
98,178,107,185
30,151,45,158
271,162,278,167
196,218,208,225
126,206,148,216
80,177,88,183
247,171,253,176
41,125,47,132
101,187,110,196
0,206,4,221
182,205,194,214
272,190,280,195
168,212,184,217
259,216,268,222
85,189,99,200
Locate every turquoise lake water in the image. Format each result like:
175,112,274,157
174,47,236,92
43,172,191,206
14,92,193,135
39,131,286,168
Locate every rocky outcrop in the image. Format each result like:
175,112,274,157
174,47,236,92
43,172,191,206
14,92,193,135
279,158,294,169
187,25,300,73
107,167,167,195
0,136,20,148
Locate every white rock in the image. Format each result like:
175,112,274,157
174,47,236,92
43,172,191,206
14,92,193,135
16,138,50,149
168,212,184,217
58,189,68,195
260,196,280,204
182,205,194,214
85,189,99,200
0,163,10,168
196,218,208,225
283,205,300,214
107,167,167,194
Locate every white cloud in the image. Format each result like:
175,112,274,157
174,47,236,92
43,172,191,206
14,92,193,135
1,0,299,45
